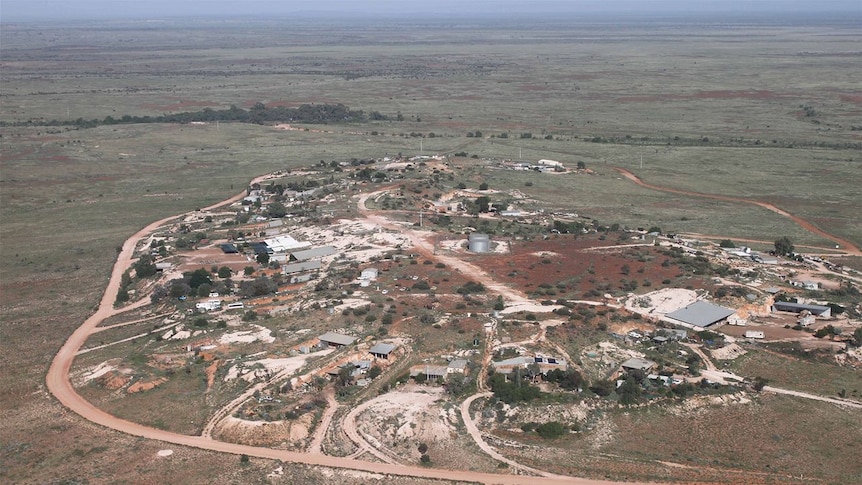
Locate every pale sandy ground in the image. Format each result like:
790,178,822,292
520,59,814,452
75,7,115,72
74,360,118,385
354,385,454,443
224,349,334,382
710,343,747,360
218,324,275,345
625,288,699,315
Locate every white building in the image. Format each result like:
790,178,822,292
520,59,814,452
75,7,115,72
537,159,564,168
195,299,222,312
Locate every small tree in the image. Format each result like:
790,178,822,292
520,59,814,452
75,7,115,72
256,252,270,265
268,202,287,218
244,266,255,276
719,239,736,248
577,161,586,170
218,266,232,278
368,366,383,379
478,182,489,190
535,421,566,439
197,283,212,298
774,236,794,256
493,296,505,311
134,254,158,278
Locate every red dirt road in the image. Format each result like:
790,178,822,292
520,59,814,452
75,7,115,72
46,178,651,485
614,167,861,255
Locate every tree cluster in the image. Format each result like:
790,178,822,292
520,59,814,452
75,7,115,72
15,103,385,129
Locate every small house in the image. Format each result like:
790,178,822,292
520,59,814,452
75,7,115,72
360,268,379,281
369,342,397,360
410,365,447,380
318,332,356,348
447,359,468,374
621,358,656,373
744,330,765,339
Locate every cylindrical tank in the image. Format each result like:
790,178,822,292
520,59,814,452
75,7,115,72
468,233,490,253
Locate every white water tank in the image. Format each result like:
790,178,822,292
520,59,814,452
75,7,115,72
468,233,490,253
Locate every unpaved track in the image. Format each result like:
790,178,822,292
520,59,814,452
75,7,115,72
614,167,861,255
762,386,862,409
460,392,565,478
47,176,657,485
307,388,338,454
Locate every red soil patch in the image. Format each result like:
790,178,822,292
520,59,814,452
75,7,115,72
616,90,794,103
139,100,218,112
0,148,35,162
562,74,599,81
127,377,168,394
97,371,131,390
518,84,551,92
839,94,862,105
205,360,219,392
264,100,302,108
465,236,685,297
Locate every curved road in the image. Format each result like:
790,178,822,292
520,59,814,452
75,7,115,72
47,175,642,485
614,167,861,255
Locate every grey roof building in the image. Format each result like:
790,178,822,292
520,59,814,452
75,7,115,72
772,301,831,317
621,358,656,372
369,342,397,359
667,300,735,328
411,365,447,379
290,246,337,262
318,332,356,347
282,260,322,275
447,359,469,373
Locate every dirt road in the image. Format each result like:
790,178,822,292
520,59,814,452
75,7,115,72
307,388,338,454
460,392,564,478
762,386,862,409
614,167,861,255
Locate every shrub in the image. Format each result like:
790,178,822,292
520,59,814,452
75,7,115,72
535,421,566,439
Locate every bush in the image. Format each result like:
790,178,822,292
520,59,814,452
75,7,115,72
456,281,485,294
535,421,566,439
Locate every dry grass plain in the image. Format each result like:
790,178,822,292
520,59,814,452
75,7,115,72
1,16,860,484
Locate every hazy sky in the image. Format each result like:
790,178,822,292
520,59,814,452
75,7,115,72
2,0,860,22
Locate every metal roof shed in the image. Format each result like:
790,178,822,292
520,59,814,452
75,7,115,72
318,332,356,347
290,246,337,262
621,358,656,372
772,301,831,317
666,300,736,328
282,260,322,275
369,343,397,359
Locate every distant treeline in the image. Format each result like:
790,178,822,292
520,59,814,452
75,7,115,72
3,102,387,128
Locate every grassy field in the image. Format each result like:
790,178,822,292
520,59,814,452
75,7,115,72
1,18,860,484
728,347,862,398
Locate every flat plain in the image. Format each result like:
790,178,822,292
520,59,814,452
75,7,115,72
1,16,860,484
